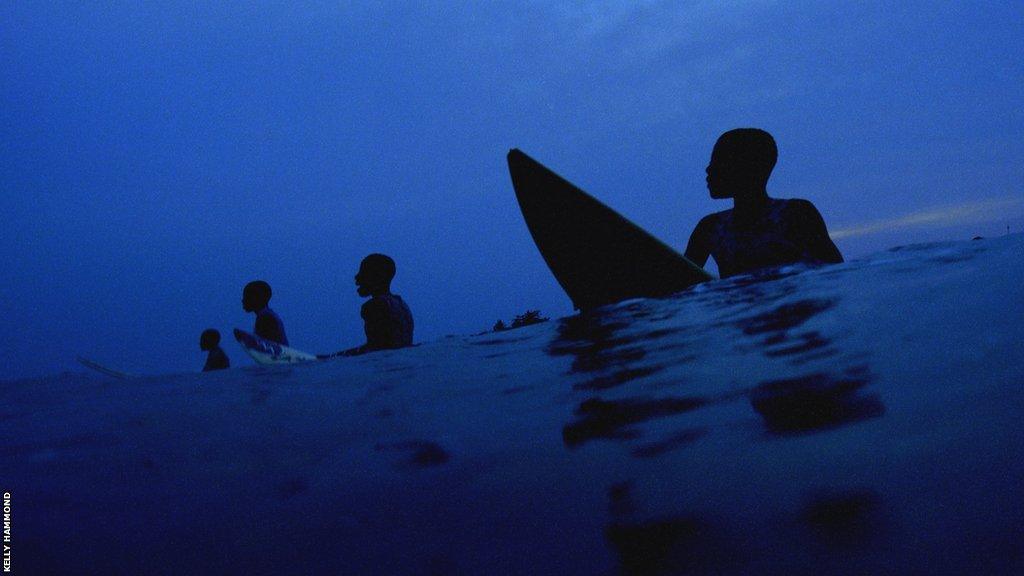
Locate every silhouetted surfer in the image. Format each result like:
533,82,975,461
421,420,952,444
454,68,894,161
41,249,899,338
333,254,414,356
242,280,289,345
200,329,230,371
685,129,843,278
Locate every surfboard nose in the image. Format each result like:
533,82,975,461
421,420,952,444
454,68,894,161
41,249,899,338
506,150,711,311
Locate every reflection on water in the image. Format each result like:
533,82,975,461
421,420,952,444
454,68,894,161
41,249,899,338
749,368,884,435
630,428,707,459
732,298,841,365
545,262,888,576
735,298,836,336
547,309,693,392
606,516,721,576
562,397,707,448
275,477,308,499
764,331,833,359
602,487,887,575
548,314,644,374
604,481,738,576
801,489,884,549
573,367,663,391
547,273,886,452
375,440,451,468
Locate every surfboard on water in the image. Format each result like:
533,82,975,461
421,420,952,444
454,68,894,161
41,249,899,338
507,149,714,311
77,357,135,379
233,329,318,365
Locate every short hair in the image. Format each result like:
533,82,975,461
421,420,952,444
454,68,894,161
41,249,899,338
243,280,272,302
201,328,221,347
716,128,778,173
360,253,396,282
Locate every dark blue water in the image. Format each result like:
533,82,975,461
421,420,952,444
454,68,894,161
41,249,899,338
4,235,1023,574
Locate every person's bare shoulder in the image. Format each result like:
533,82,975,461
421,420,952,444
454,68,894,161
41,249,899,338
784,198,843,262
697,209,728,232
785,198,823,219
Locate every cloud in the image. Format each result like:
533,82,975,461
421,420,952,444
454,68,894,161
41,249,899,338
830,197,1024,239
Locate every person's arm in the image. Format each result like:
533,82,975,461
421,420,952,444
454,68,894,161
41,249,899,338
317,302,389,358
788,200,843,264
684,214,715,268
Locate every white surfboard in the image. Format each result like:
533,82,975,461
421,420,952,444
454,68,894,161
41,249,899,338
77,356,136,379
233,328,318,365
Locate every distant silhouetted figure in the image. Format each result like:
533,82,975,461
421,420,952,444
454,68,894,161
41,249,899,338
342,254,414,356
200,329,230,372
685,129,843,278
242,280,289,345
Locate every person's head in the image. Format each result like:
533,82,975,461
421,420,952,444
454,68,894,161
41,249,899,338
200,328,221,351
355,253,396,297
705,128,778,199
242,280,272,312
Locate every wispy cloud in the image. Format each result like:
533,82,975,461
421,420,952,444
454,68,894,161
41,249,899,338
831,197,1024,239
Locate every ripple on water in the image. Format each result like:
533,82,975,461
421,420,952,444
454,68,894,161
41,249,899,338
749,369,885,435
606,514,738,576
735,299,836,336
630,428,708,459
573,367,664,391
800,489,884,549
562,397,707,448
375,440,451,468
732,298,842,364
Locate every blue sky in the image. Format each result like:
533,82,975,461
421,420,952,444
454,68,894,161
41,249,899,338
2,1,1022,379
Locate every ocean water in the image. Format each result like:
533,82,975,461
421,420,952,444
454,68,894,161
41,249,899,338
4,234,1023,575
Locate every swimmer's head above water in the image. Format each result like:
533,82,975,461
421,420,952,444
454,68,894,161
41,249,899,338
706,128,778,200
